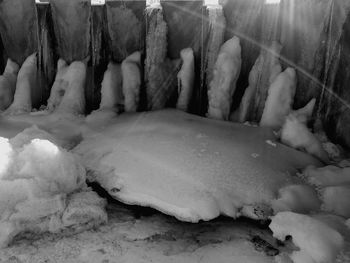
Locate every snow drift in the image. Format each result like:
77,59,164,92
74,109,321,222
0,127,107,247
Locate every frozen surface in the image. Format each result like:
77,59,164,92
0,59,19,111
0,127,107,247
74,109,321,222
260,68,296,129
122,51,141,112
207,36,241,121
176,48,195,112
270,212,344,263
4,53,38,115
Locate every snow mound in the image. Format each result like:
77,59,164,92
303,165,350,188
271,184,321,214
320,186,350,218
0,127,107,247
75,109,321,222
270,212,344,263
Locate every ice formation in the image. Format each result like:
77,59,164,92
4,53,38,115
74,109,321,223
207,36,242,120
281,114,329,163
0,59,20,111
205,4,226,86
46,59,69,112
260,68,296,129
145,6,178,110
176,48,195,112
271,184,321,214
292,98,316,124
0,127,107,247
270,212,344,263
122,51,142,112
99,61,123,110
54,60,87,116
233,41,282,123
320,186,350,218
303,165,350,188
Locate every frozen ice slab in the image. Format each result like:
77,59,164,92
75,109,321,222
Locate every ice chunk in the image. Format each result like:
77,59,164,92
320,186,350,218
75,109,321,222
100,62,123,110
303,165,350,188
4,53,38,115
0,59,20,111
281,114,329,163
270,212,344,263
176,48,195,112
260,68,296,129
292,98,316,124
207,36,242,121
122,51,141,112
271,184,321,214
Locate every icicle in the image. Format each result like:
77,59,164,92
176,48,195,112
122,51,141,112
205,4,226,86
0,59,19,111
4,53,38,115
207,36,241,121
145,4,177,110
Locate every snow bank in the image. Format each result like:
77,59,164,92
260,68,296,129
320,186,350,218
207,36,241,121
0,127,107,247
270,212,344,263
271,184,320,214
0,59,20,111
122,51,141,112
75,109,321,222
281,114,328,163
4,53,38,115
176,48,195,112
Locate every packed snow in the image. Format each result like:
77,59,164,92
0,127,107,247
270,212,344,263
176,48,195,112
207,36,241,120
0,59,19,111
75,109,321,222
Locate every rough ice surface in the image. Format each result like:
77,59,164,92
270,212,344,263
281,114,329,163
207,36,241,121
0,59,19,111
176,48,195,112
271,184,321,214
4,53,38,115
0,127,107,247
260,68,296,129
122,51,141,112
233,41,282,123
74,109,321,222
